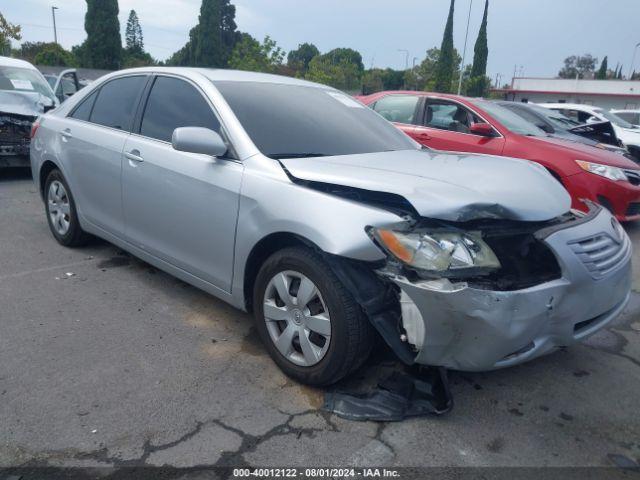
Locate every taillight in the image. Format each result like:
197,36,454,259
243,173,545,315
30,121,40,139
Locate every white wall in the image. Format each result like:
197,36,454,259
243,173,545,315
506,92,639,111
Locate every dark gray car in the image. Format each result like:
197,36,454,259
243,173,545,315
496,101,627,155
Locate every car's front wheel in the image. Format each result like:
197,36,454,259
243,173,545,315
44,169,90,247
253,247,374,386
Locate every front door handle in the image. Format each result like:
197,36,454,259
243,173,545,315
415,131,431,141
125,149,144,163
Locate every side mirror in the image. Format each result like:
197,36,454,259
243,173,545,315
469,122,496,137
172,127,228,157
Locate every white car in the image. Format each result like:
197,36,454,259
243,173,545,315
0,56,59,167
612,109,640,127
539,103,640,161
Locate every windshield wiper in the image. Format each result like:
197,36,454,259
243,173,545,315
268,153,330,159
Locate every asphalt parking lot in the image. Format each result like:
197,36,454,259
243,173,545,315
1,167,640,472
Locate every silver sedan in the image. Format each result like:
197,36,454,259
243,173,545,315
31,68,632,385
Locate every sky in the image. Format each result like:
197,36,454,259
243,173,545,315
4,0,639,83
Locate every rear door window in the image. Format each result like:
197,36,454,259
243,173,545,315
89,76,147,131
372,95,420,124
140,76,221,143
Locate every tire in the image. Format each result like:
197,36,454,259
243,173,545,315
253,247,374,386
44,169,90,247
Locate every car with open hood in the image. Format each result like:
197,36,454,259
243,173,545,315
496,100,627,155
0,56,58,168
359,91,640,221
30,68,632,385
540,103,640,162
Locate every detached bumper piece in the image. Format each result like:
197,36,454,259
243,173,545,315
323,367,452,422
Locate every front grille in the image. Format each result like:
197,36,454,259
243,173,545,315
569,232,630,279
626,203,640,216
624,169,640,186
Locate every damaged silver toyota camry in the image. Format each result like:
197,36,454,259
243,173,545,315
31,68,632,385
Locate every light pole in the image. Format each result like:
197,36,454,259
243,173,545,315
398,49,409,89
457,0,473,95
51,6,59,44
629,42,640,79
397,49,409,71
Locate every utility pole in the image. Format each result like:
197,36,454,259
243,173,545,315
51,6,59,44
457,0,473,95
397,49,409,70
398,49,409,89
630,42,640,79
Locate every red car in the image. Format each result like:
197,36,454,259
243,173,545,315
358,91,640,221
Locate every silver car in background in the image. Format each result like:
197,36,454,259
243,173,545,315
31,68,632,385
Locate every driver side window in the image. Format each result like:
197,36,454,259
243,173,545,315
424,100,480,134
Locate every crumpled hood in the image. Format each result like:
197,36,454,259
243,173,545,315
280,149,571,222
0,91,54,117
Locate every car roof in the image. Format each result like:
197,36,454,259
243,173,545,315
0,56,40,70
538,103,600,112
107,66,331,89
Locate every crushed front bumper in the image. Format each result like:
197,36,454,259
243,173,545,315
390,207,632,371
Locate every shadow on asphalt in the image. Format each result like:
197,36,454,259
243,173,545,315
0,167,32,182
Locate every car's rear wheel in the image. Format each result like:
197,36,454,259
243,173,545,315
44,169,90,247
253,247,374,386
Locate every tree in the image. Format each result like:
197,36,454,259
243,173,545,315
324,48,364,73
558,54,597,79
78,0,122,69
0,12,21,49
305,55,362,91
467,0,489,96
434,0,456,92
362,68,405,94
33,43,77,67
125,10,143,54
122,10,155,67
404,47,461,91
287,43,319,74
617,65,624,79
168,0,239,67
596,56,608,79
228,34,284,73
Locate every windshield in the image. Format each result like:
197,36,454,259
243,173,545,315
472,99,545,136
0,66,57,104
525,104,581,129
212,81,417,158
594,109,635,129
44,75,56,88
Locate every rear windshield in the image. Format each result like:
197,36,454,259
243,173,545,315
0,66,57,105
212,81,416,158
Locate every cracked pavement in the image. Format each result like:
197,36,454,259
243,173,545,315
1,168,640,470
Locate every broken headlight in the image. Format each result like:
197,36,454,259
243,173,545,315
370,228,501,273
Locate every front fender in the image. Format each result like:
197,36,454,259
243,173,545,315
231,156,405,307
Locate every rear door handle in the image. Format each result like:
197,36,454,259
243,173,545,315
61,128,73,140
415,131,431,141
125,149,144,163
